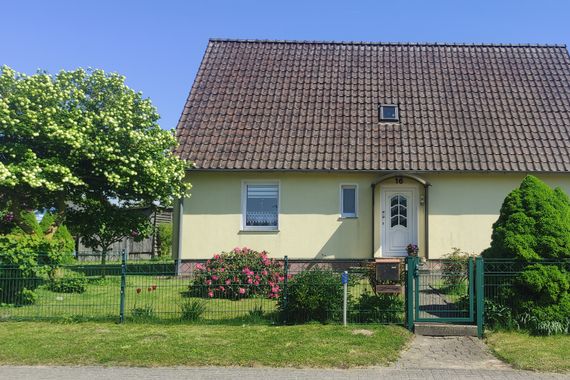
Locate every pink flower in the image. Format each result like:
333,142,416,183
208,291,214,298
225,279,231,285
261,270,268,276
233,247,241,253
238,288,246,294
219,286,225,292
220,267,225,272
247,278,253,284
211,275,219,281
213,254,221,260
195,263,205,271
205,279,212,286
271,286,280,293
253,280,259,286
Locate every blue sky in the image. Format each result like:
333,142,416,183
3,0,570,131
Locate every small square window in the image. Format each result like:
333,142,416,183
379,104,399,122
340,185,358,218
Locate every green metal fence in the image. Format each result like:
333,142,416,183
483,258,570,333
0,253,405,325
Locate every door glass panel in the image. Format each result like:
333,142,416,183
389,195,408,227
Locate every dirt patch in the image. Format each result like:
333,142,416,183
351,329,374,337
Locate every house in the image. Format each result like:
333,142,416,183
173,39,570,263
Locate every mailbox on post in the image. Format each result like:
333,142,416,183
375,259,403,294
375,259,401,282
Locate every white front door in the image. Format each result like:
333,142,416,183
381,188,418,257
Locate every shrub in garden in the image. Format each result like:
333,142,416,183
278,269,343,323
484,299,519,330
355,291,404,323
157,223,173,257
0,210,75,304
512,264,570,335
483,175,570,261
441,248,473,293
483,176,570,334
180,299,206,321
48,271,88,294
189,247,285,299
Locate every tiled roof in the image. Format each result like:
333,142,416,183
175,39,570,172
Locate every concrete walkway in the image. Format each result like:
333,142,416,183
0,336,568,379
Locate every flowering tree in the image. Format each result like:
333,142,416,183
0,66,190,258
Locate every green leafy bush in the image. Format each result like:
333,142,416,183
0,211,75,304
515,264,569,304
441,248,472,292
48,271,88,294
518,295,570,335
278,270,343,323
157,223,172,257
484,299,519,330
483,176,570,335
483,175,570,260
180,299,206,321
355,291,404,323
131,306,155,320
247,304,266,321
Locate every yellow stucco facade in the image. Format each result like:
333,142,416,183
174,172,570,260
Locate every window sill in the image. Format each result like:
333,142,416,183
239,229,280,234
339,216,358,220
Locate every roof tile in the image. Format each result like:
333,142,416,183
176,39,570,172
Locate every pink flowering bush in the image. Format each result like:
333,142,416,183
190,247,285,299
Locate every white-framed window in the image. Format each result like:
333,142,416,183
241,182,279,231
340,184,358,218
379,104,399,122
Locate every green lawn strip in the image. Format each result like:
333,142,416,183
0,322,410,368
486,331,570,373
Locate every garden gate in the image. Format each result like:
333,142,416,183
405,256,484,336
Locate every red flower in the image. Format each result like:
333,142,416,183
136,288,142,294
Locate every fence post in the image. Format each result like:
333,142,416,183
405,256,415,331
119,249,127,323
282,255,289,324
342,271,348,326
476,256,484,338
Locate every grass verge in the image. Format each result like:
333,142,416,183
486,331,570,373
0,321,410,368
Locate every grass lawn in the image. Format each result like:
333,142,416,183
0,321,410,368
486,331,570,373
0,275,280,322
